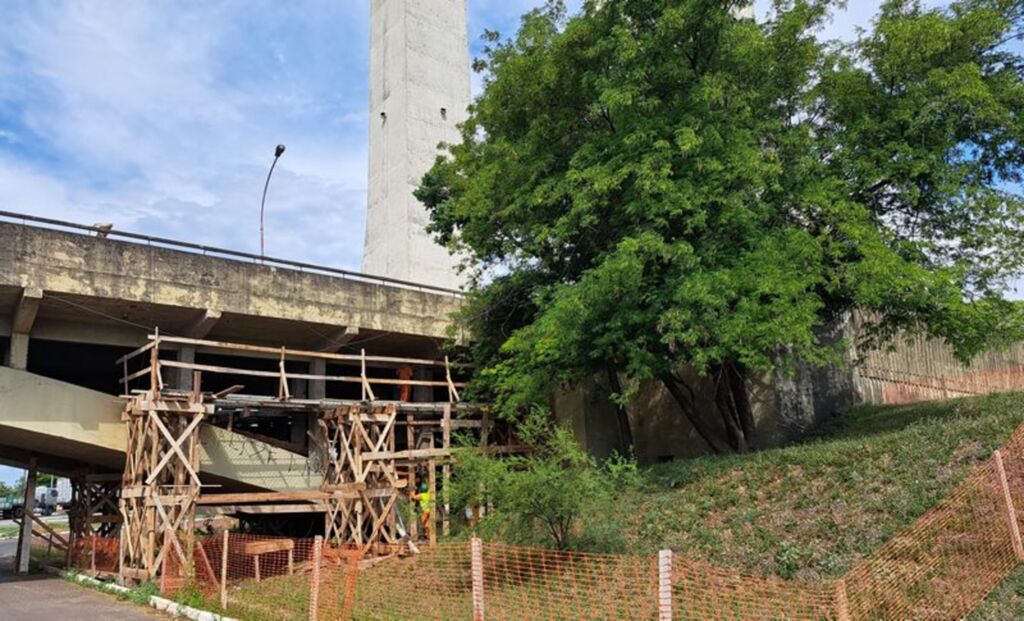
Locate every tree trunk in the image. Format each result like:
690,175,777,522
713,368,747,453
605,365,634,452
727,363,757,451
659,373,731,454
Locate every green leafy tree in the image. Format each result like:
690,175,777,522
418,0,1024,453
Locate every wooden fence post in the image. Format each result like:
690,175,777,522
471,537,485,621
994,450,1024,561
658,550,673,621
309,535,323,621
220,530,229,610
834,578,851,621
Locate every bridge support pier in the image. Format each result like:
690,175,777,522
14,457,37,574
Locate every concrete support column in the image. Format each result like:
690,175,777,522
290,413,309,449
413,368,433,403
310,359,326,400
4,287,42,370
176,346,196,391
15,457,37,574
4,333,30,370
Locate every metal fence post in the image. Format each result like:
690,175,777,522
994,450,1024,560
471,537,485,621
658,549,672,621
310,535,323,621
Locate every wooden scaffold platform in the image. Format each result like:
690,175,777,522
115,331,523,584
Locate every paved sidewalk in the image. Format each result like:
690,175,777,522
0,543,160,621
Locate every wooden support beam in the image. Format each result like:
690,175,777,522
217,504,330,515
197,491,339,505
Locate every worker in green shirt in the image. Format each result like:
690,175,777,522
412,481,433,540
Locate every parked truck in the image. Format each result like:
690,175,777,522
0,496,24,520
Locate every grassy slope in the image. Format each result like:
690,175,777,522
620,392,1024,588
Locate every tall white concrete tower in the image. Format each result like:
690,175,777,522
362,0,471,290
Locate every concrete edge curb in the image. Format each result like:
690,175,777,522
46,566,239,621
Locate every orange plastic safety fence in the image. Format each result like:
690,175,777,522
203,534,318,620
174,422,1024,620
479,542,658,620
346,542,474,620
671,557,836,620
844,427,1024,620
68,535,118,573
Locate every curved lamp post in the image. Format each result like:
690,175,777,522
260,144,286,258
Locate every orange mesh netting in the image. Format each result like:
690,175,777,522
68,535,119,574
174,421,1024,620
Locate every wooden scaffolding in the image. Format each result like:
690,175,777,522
116,331,521,583
118,342,211,584
319,404,402,552
68,473,122,570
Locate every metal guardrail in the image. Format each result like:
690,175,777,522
0,209,464,297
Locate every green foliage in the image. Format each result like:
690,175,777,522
451,413,634,550
419,0,1024,451
624,392,1024,579
0,481,16,498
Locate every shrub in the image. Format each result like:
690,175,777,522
450,411,635,551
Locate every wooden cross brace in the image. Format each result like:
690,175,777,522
146,412,204,486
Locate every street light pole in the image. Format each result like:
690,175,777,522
260,144,286,258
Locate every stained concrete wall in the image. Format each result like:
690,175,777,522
554,317,859,465
363,0,470,290
0,222,461,340
556,313,1022,464
554,368,791,465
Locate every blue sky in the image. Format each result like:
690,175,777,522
0,1,946,270
0,0,1013,486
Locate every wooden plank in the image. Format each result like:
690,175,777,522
363,447,452,461
150,334,454,368
158,362,465,389
119,366,154,385
197,491,332,505
242,540,295,556
225,504,329,515
214,385,245,398
115,341,157,366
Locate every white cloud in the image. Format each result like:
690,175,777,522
0,0,369,268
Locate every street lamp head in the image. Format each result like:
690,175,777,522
275,144,286,158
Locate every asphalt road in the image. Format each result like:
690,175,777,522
0,538,160,620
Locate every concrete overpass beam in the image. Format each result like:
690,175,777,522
317,326,359,353
175,309,221,389
309,326,358,399
4,287,42,370
182,309,221,339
